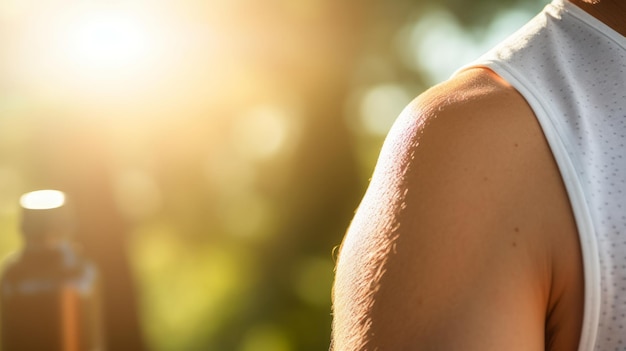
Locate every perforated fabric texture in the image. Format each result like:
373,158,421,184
459,1,626,349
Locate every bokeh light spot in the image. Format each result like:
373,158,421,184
113,169,163,222
402,7,535,84
233,105,293,161
359,84,412,136
219,192,276,240
132,226,253,351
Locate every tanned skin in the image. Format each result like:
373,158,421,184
332,0,626,351
332,2,626,349
331,68,585,350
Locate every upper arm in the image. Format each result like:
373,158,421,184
332,69,576,350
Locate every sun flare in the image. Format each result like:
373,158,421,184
8,4,172,100
65,12,151,69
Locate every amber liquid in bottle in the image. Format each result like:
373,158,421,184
0,190,104,351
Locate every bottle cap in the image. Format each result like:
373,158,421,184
19,190,75,238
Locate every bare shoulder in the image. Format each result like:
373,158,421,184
332,68,583,351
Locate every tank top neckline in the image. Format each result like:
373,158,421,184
551,0,626,49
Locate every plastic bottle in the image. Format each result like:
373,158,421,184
0,190,104,351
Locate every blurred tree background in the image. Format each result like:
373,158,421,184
0,0,544,349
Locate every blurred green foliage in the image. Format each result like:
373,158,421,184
0,0,545,349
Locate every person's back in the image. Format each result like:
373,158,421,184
331,0,626,350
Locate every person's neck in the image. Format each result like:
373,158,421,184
569,0,626,36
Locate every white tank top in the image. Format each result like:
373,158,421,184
459,1,626,350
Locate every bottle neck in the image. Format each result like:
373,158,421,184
21,233,78,268
23,231,72,252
